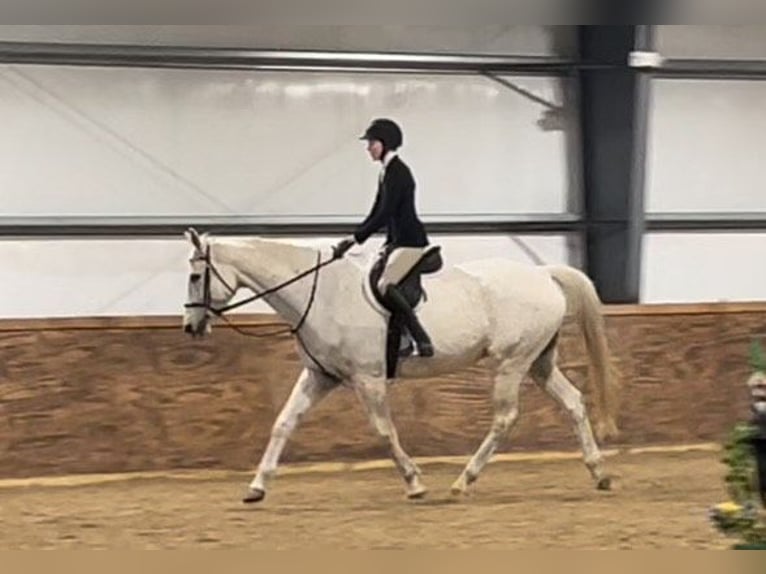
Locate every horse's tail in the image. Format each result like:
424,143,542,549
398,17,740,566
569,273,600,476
545,265,621,441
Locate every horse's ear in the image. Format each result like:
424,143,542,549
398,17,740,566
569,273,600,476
185,227,203,252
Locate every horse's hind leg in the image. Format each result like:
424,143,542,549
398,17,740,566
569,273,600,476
530,340,611,490
450,357,527,496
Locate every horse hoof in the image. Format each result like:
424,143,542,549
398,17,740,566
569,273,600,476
243,488,266,504
450,471,475,496
407,487,428,500
597,477,612,491
450,482,468,497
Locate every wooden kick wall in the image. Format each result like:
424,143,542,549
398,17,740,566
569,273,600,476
1,303,764,479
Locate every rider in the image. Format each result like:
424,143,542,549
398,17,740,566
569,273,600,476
333,118,434,358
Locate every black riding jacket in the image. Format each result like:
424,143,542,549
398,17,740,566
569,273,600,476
353,155,429,248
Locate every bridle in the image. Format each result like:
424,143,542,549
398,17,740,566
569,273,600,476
184,243,341,380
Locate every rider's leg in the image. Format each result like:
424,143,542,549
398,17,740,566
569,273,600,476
378,247,433,357
384,284,433,357
376,247,425,294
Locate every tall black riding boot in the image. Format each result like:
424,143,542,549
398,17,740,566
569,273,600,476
384,285,434,357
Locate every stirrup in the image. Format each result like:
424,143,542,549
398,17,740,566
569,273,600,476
397,333,434,358
414,341,434,358
406,330,434,358
398,339,414,358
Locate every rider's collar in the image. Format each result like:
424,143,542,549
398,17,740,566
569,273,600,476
381,150,398,169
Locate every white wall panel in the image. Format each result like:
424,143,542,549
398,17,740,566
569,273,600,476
656,25,766,59
0,65,572,219
646,78,766,213
0,234,575,318
641,233,766,303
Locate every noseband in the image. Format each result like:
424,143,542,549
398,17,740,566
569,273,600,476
184,245,217,316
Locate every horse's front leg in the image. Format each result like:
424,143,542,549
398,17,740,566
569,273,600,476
354,376,427,499
244,367,338,503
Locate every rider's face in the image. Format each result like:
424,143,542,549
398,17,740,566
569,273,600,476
366,139,384,161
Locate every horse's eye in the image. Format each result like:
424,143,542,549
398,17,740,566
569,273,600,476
190,273,201,283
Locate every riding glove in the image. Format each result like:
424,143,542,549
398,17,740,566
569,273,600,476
332,237,356,259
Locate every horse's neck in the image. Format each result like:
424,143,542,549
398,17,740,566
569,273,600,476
213,238,320,323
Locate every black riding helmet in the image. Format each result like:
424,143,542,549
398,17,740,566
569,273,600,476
360,118,403,151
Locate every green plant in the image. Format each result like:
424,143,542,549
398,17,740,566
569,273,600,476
750,340,766,374
709,422,766,545
722,423,759,503
708,340,766,547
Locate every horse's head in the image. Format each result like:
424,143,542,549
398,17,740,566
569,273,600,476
182,227,239,338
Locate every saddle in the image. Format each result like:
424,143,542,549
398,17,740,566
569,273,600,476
367,244,444,379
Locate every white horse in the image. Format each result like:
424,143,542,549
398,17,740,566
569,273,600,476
181,228,620,503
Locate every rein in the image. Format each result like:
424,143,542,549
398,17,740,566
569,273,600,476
184,244,341,380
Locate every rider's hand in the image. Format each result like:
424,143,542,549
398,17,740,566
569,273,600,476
332,237,356,259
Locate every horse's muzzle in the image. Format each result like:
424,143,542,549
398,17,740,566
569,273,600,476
183,321,208,338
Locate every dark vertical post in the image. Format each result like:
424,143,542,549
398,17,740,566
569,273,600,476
577,26,653,303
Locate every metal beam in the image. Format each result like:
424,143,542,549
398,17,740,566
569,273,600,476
0,41,578,75
646,212,766,232
577,25,652,304
657,58,766,80
7,211,766,238
0,214,581,238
